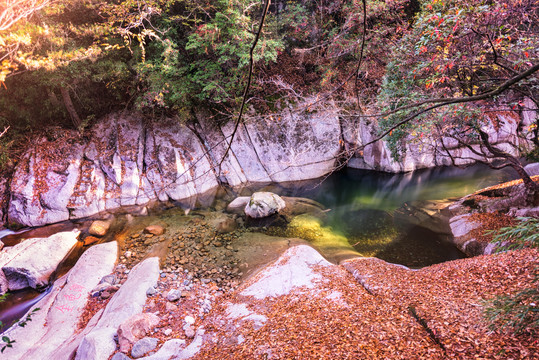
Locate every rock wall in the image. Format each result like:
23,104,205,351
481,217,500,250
2,99,536,228
6,109,342,227
348,98,537,172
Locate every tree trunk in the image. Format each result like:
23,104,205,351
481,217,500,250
60,87,81,129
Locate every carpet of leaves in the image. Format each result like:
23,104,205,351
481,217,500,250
194,248,537,359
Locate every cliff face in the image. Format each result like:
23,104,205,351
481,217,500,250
1,99,536,228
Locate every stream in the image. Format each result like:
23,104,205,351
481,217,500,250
0,163,515,333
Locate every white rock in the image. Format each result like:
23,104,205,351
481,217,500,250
75,327,117,360
244,192,286,218
241,245,331,299
1,241,118,360
2,231,80,291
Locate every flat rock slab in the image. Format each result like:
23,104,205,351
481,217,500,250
1,241,118,360
2,230,80,291
191,245,537,359
240,245,331,299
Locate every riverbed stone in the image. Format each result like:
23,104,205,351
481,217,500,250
112,352,131,360
216,217,238,233
118,313,160,353
71,257,160,360
2,230,80,291
75,327,117,360
89,220,111,236
131,337,159,358
83,235,100,246
144,225,165,236
244,192,286,219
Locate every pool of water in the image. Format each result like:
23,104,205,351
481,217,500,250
256,164,515,267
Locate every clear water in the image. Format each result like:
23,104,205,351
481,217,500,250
258,164,515,267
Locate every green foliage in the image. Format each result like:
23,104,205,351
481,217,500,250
489,217,539,252
484,272,538,334
484,217,539,334
132,0,283,113
0,307,40,353
1,336,15,353
377,0,539,160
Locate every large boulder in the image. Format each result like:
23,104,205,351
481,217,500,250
244,192,286,219
0,241,118,360
1,231,80,292
70,257,160,360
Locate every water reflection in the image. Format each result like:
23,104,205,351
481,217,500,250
261,164,515,267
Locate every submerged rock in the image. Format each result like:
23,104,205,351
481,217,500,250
244,192,286,219
88,220,111,236
144,225,165,236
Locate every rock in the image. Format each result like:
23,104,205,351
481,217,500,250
0,241,118,360
75,327,117,360
91,283,110,294
144,225,165,236
146,286,157,296
72,257,160,360
244,192,286,219
184,315,195,325
99,274,117,285
216,218,237,234
118,313,160,353
83,236,100,246
2,231,79,291
166,289,181,302
524,162,539,176
112,352,131,360
137,339,187,360
184,326,195,338
0,240,4,251
163,329,172,336
450,214,481,238
241,245,331,299
100,291,111,299
89,220,111,237
226,197,250,214
132,337,159,358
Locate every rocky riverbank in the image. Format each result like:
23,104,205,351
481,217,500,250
2,238,536,359
1,97,535,229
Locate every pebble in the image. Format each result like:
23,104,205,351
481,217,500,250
100,291,111,299
163,328,173,336
184,315,195,325
131,337,158,358
146,286,157,296
184,325,195,338
166,289,181,302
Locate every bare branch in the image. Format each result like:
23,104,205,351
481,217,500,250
0,0,51,31
218,0,271,174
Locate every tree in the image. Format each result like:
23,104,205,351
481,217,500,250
374,0,538,205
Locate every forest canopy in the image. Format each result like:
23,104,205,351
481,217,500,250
0,0,537,166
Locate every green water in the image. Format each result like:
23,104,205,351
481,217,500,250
262,164,515,267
